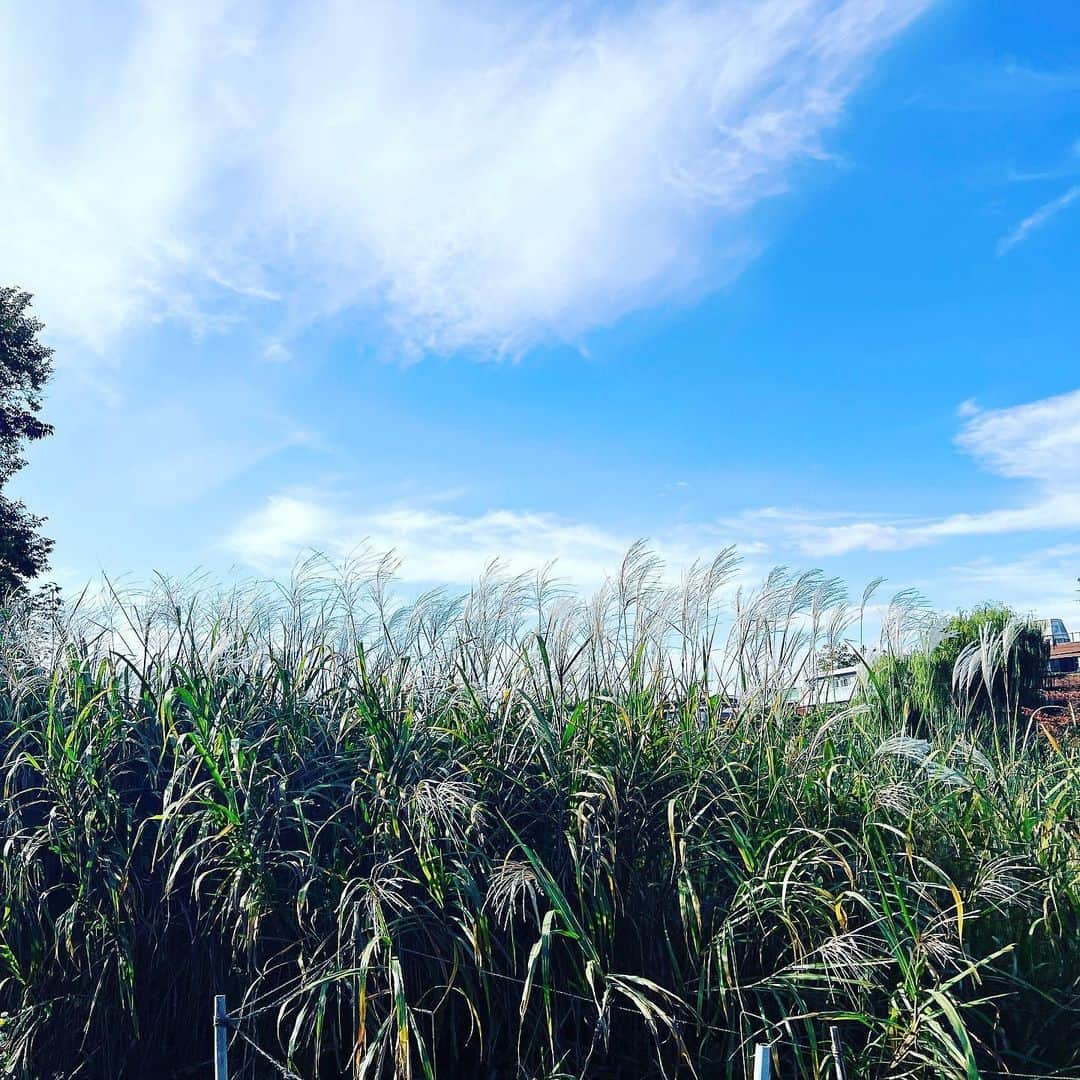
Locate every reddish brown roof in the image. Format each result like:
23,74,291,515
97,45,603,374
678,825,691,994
1051,641,1080,659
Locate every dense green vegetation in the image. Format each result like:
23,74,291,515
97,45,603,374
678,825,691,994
0,287,54,591
0,550,1076,1078
867,604,1048,736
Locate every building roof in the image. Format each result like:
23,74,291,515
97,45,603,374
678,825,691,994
811,665,861,681
1051,641,1080,659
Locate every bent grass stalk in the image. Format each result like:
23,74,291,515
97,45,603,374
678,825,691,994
0,549,1075,1078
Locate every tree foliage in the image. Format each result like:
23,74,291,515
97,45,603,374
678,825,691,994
816,641,862,672
869,604,1047,734
934,603,1046,715
0,287,54,592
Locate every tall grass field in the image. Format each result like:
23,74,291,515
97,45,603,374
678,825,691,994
0,547,1076,1078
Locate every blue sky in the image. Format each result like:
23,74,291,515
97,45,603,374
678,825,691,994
3,0,1080,616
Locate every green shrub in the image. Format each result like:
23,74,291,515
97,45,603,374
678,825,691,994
866,605,1047,736
933,604,1047,718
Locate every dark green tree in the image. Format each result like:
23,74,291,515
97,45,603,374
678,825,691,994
870,603,1047,735
0,287,54,592
931,603,1046,715
816,641,862,672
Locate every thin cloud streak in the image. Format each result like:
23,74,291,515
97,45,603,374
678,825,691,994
997,185,1080,255
731,388,1080,556
791,495,1080,556
944,544,1080,616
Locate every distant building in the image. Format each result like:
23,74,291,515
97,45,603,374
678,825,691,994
809,665,861,705
792,646,885,710
1043,617,1080,674
1042,618,1072,646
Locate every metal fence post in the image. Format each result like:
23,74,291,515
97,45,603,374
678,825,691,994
214,994,229,1080
829,1025,848,1080
753,1042,772,1080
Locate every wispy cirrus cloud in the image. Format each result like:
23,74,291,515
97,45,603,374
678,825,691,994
1,0,930,357
997,62,1080,97
730,388,1080,556
781,497,1080,557
945,544,1080,615
955,387,1080,481
997,184,1080,254
906,61,1080,113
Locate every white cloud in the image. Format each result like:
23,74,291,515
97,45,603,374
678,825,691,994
955,387,1080,482
790,498,1080,556
997,184,1080,255
224,493,760,587
728,388,1080,556
1,0,929,356
944,545,1080,618
0,4,251,351
795,519,914,555
261,340,291,363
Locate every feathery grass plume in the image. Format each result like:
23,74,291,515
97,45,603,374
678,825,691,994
0,547,1076,1078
